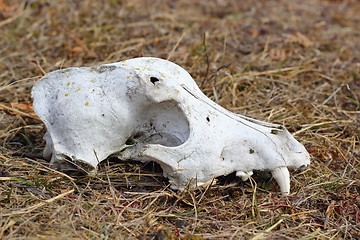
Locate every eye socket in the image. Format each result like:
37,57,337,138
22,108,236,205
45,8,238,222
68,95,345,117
150,77,160,85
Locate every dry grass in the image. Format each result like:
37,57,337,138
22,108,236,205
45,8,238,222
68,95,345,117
0,0,359,239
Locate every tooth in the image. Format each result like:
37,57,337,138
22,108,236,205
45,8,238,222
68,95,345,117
236,170,253,181
271,167,290,195
236,171,247,181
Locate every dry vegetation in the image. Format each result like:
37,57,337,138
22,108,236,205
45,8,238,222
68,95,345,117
0,0,359,239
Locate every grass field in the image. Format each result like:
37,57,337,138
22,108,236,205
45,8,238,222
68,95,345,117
0,0,359,239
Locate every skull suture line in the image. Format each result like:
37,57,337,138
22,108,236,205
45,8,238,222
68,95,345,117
32,57,310,194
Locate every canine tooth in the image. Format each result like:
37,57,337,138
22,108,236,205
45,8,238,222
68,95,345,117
271,167,290,195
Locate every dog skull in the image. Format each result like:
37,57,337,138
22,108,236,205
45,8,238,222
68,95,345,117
32,57,310,194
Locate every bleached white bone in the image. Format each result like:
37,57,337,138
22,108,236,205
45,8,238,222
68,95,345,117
32,57,310,194
236,171,253,181
271,167,290,194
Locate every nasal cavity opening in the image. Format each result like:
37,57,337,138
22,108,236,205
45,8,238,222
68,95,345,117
150,76,160,85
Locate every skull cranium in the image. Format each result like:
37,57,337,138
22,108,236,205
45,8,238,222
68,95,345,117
32,57,310,194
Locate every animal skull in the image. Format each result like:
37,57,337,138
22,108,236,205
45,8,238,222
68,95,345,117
32,57,310,194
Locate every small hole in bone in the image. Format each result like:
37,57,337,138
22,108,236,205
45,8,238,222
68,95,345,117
125,132,146,145
133,132,145,139
206,117,210,122
249,148,255,154
271,129,280,135
150,77,160,85
125,138,136,145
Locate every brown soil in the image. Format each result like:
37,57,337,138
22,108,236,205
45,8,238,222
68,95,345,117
0,0,359,239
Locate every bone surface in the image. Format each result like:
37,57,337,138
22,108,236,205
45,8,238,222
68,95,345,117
32,57,310,194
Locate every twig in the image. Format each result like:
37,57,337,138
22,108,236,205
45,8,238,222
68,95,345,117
199,32,210,88
189,191,198,234
294,120,353,136
0,103,39,120
167,31,186,61
31,60,46,76
250,219,284,240
11,151,45,160
0,189,75,217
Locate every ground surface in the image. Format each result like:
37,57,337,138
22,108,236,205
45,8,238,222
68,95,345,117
0,0,359,239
